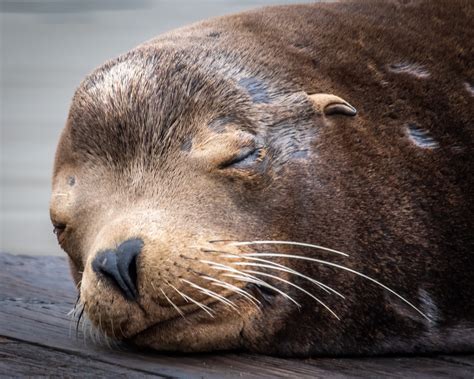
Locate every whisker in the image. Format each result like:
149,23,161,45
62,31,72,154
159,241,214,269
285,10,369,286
200,260,280,290
98,312,114,350
167,282,215,318
76,304,85,339
241,253,429,320
200,275,262,306
243,269,340,319
181,278,239,311
109,314,118,342
222,254,345,299
210,240,349,257
160,288,186,318
202,249,344,297
200,259,262,280
223,273,301,308
68,295,82,338
200,259,302,307
68,294,81,316
153,280,186,319
166,282,189,303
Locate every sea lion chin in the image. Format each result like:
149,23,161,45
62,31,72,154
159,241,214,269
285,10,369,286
50,1,474,356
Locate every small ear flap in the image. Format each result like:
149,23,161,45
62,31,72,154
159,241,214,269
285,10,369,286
308,93,357,116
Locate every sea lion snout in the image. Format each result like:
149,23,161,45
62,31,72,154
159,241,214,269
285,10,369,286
91,238,144,301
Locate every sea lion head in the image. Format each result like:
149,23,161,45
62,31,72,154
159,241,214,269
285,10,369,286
50,43,364,354
50,0,474,357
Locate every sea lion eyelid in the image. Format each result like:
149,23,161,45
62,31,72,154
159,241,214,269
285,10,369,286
219,146,264,169
52,221,67,242
53,222,66,231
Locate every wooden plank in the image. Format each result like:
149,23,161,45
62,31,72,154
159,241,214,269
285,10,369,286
1,252,473,378
0,336,165,378
304,356,474,378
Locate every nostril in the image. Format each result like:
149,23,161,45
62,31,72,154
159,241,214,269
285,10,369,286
127,253,138,291
92,238,144,301
116,238,143,299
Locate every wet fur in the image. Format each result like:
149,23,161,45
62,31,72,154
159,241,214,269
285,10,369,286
52,0,474,356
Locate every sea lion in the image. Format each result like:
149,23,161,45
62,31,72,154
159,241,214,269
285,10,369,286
50,0,474,356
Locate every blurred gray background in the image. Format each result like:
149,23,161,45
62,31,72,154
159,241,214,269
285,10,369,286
0,0,307,255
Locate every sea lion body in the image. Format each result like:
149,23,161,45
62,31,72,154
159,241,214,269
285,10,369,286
50,0,474,356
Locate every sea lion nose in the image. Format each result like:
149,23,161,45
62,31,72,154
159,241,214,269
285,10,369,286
92,238,143,301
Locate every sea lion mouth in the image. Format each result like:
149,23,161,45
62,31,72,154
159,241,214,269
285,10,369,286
112,281,278,344
125,302,207,342
124,292,247,348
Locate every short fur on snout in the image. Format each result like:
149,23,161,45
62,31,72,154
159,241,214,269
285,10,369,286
50,0,474,356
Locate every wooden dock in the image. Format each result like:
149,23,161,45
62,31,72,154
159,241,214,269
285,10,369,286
1,252,473,378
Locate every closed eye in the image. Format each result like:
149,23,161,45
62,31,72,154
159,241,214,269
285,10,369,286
53,222,67,242
219,147,264,169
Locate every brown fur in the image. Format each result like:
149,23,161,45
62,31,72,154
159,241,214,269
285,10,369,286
50,0,474,356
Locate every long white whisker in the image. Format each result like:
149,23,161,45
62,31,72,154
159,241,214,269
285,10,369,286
160,288,185,318
243,269,340,320
166,282,189,303
201,260,280,293
241,253,429,320
222,254,345,299
167,282,214,318
68,297,82,338
200,275,262,306
200,260,263,281
181,279,238,311
217,240,349,257
223,274,301,308
201,259,302,308
75,304,84,340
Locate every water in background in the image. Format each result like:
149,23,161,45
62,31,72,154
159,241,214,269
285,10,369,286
0,0,306,255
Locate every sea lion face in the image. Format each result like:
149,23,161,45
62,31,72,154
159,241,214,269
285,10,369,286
51,0,474,356
50,48,351,352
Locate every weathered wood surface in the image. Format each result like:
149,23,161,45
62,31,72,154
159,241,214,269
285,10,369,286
1,252,473,378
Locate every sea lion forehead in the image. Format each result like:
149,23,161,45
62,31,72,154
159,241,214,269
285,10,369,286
66,49,236,167
81,54,158,102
